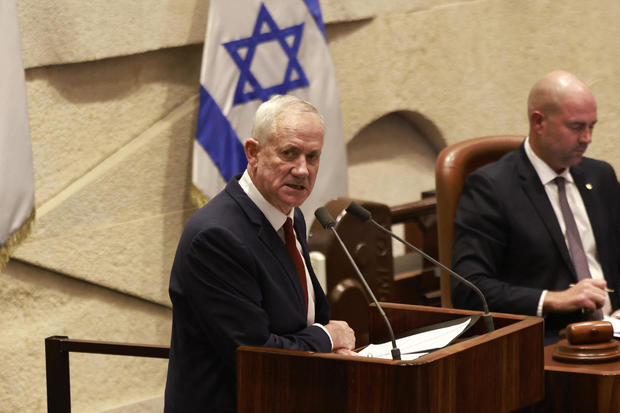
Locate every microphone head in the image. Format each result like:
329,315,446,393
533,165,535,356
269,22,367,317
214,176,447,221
314,207,336,229
345,201,372,222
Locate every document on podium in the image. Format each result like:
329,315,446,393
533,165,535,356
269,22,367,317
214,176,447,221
357,316,477,360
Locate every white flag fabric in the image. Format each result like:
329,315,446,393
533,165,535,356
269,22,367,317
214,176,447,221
0,0,35,269
193,0,347,220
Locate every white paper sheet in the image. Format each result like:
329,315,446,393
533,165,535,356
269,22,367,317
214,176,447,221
357,317,472,360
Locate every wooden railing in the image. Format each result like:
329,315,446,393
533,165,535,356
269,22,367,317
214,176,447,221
45,335,169,413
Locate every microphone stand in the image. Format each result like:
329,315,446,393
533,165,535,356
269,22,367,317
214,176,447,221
315,208,401,360
346,202,495,333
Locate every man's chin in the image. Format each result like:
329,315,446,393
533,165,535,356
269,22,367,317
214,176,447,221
278,192,308,210
570,154,585,166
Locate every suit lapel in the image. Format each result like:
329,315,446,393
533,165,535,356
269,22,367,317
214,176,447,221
225,178,307,310
257,224,308,309
516,146,577,280
257,214,308,311
571,165,607,270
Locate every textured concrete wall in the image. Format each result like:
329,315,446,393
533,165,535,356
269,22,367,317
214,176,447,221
4,0,620,411
1,260,170,412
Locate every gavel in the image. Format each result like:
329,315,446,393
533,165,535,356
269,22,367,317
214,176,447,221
565,321,614,344
554,320,619,362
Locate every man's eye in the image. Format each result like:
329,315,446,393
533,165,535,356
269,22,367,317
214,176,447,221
281,149,296,159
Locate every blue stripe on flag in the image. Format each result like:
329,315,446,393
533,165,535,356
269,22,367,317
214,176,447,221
195,86,247,181
303,0,327,39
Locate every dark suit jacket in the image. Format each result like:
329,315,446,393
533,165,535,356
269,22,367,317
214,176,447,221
164,176,331,412
451,144,620,338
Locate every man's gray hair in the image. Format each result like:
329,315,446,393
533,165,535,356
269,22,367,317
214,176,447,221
251,95,324,144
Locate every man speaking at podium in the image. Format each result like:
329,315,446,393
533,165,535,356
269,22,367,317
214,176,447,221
164,95,355,412
451,71,620,342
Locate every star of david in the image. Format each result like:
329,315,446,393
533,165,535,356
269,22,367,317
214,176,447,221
223,4,309,105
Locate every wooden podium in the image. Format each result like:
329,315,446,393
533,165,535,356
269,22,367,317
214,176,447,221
237,303,544,412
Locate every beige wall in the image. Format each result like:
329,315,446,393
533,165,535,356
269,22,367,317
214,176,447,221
4,0,620,410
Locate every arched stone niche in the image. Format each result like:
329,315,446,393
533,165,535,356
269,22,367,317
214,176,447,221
347,110,444,205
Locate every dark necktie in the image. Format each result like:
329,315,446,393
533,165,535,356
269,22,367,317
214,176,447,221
284,217,308,311
554,177,603,320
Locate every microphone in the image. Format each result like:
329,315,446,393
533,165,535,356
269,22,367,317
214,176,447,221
314,207,402,360
345,201,495,333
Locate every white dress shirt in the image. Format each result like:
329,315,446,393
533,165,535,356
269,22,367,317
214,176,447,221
524,138,611,316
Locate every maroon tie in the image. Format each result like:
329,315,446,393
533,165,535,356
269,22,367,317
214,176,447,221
284,217,308,311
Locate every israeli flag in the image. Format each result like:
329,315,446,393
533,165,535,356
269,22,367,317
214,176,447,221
0,0,35,269
193,0,347,220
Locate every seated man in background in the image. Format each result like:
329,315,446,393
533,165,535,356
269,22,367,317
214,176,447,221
164,95,356,412
451,70,620,342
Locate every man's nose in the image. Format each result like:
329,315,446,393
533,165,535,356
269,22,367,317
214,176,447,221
291,156,309,176
580,127,593,144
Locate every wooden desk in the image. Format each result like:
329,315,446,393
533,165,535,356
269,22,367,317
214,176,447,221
541,341,620,412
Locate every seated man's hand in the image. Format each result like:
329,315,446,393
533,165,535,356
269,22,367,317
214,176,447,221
324,320,355,351
544,278,608,313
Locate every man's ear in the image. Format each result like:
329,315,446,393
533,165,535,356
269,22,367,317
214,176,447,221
244,138,260,166
531,110,545,133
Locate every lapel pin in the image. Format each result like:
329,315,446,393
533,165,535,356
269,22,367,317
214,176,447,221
585,183,593,190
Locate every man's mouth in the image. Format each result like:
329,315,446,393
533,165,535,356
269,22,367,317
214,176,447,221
285,183,306,190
